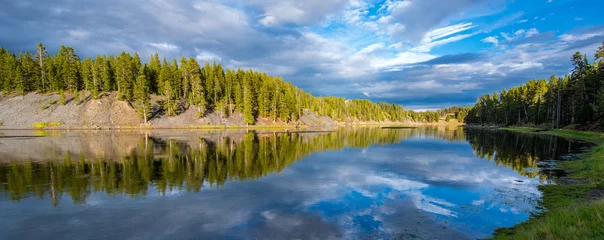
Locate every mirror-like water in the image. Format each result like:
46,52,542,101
0,127,589,239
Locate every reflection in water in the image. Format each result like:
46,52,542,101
1,128,463,205
0,127,587,239
465,128,589,181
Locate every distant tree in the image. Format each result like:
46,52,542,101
134,65,151,122
59,89,66,105
14,65,25,95
243,73,254,125
35,43,48,91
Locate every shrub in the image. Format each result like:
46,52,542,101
59,90,66,105
32,122,61,129
74,91,81,105
0,122,4,127
48,122,61,127
32,122,48,129
41,104,49,110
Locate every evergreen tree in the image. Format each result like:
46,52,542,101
243,72,254,125
134,65,151,122
20,51,39,92
36,43,48,91
14,65,25,95
187,58,206,118
59,89,66,105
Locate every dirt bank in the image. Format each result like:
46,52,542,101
0,92,461,129
0,92,338,129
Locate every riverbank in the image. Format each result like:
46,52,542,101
0,92,462,130
492,128,604,239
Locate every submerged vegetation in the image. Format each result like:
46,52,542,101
492,129,604,239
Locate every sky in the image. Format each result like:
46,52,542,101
1,0,603,110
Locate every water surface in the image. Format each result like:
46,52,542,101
0,127,588,239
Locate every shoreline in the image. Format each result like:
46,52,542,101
0,122,464,131
491,127,604,239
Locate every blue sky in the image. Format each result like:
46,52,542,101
1,0,603,109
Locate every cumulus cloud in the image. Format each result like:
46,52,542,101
482,36,499,46
0,0,601,109
378,0,487,43
250,0,349,26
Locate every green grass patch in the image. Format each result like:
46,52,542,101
492,128,604,239
499,127,542,133
32,121,62,129
544,129,604,144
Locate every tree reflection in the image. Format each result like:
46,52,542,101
2,128,466,206
4,127,581,206
464,128,588,182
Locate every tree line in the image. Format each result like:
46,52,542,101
0,44,452,124
465,42,604,129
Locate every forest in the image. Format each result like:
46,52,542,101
0,44,453,125
465,42,604,129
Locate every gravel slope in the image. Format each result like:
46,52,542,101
0,92,335,129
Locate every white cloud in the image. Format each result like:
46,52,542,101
194,50,221,63
358,43,385,54
423,22,475,43
148,42,179,52
412,32,478,52
482,36,499,46
500,28,539,41
254,0,349,27
66,29,89,40
526,28,539,37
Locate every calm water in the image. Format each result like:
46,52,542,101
0,127,589,239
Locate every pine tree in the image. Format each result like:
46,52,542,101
188,58,206,118
148,53,161,94
20,51,39,92
160,60,178,116
243,73,254,125
115,52,134,100
59,89,66,105
14,65,25,95
134,65,151,122
1,50,17,92
74,90,81,105
81,58,93,91
36,43,48,91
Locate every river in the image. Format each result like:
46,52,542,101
0,127,590,239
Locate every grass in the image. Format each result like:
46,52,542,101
0,121,3,127
32,121,62,129
498,127,542,133
492,128,604,239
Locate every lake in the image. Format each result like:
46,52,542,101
0,127,590,239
